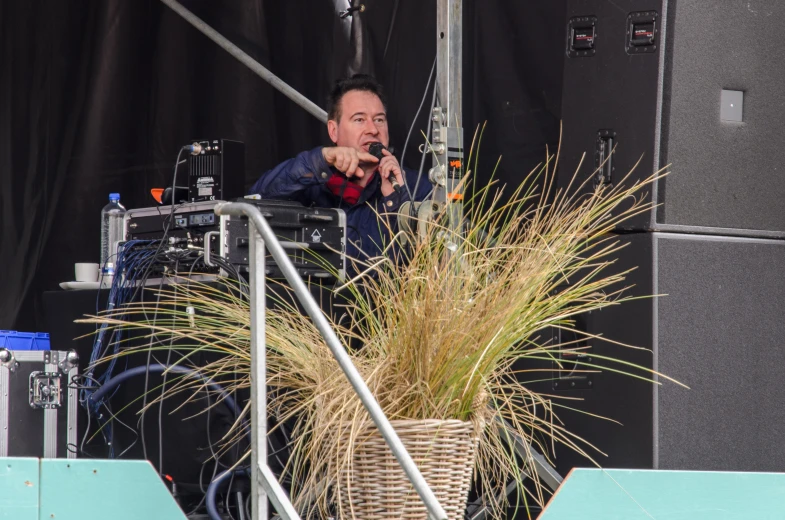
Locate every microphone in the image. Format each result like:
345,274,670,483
368,142,402,193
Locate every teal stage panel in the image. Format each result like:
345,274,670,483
0,458,185,519
0,458,38,520
540,468,785,519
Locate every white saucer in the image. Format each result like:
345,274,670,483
59,281,101,290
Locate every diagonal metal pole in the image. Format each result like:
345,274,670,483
159,0,328,124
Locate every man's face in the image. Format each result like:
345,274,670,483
327,90,389,152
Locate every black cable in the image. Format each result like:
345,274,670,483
398,55,437,211
84,240,221,461
88,365,243,416
69,373,106,391
74,373,111,458
87,243,161,424
103,401,140,459
411,73,439,211
225,316,244,520
382,0,400,61
181,262,211,517
158,255,181,477
209,254,249,294
80,403,92,457
206,468,250,520
187,390,222,517
87,241,164,398
141,275,167,462
77,398,111,459
225,471,237,520
130,148,187,303
110,247,219,459
86,239,255,507
400,55,437,177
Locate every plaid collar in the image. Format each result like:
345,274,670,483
325,169,378,205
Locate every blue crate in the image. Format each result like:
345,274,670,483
0,331,51,351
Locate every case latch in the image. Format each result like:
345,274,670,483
29,372,63,409
0,349,18,373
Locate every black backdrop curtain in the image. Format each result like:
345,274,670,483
0,0,565,332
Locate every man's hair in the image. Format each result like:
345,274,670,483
327,74,388,121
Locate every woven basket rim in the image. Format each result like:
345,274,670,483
338,418,484,440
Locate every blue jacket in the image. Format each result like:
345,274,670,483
249,147,433,267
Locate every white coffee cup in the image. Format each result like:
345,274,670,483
75,263,100,283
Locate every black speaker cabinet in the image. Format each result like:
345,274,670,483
559,0,785,237
533,232,785,474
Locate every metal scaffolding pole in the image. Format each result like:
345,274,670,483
431,0,465,233
159,0,328,124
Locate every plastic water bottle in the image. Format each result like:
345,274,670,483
100,193,126,273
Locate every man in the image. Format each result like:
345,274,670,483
249,74,432,267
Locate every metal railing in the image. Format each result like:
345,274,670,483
214,202,448,520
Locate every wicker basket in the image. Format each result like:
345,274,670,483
336,419,480,520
